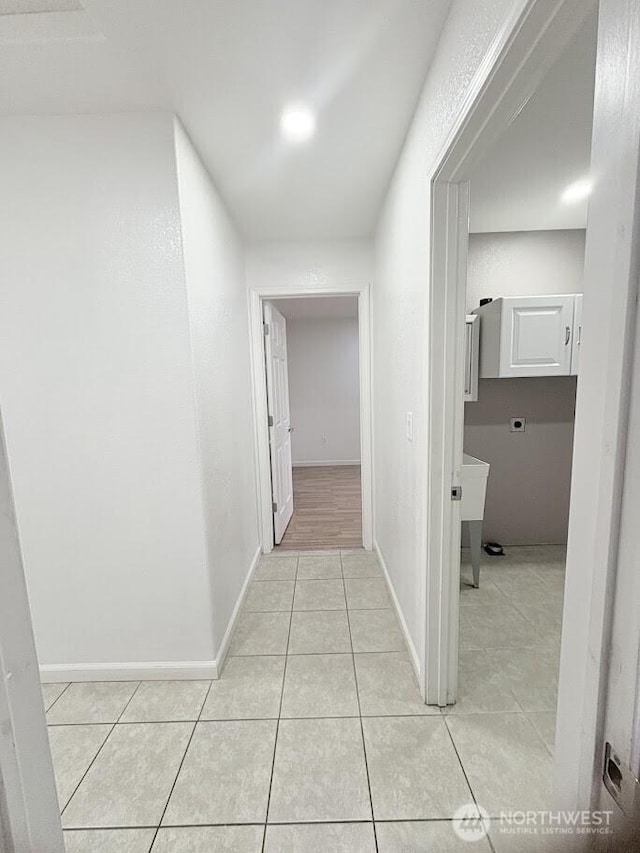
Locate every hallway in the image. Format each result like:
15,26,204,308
43,547,562,852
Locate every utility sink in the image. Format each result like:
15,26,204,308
461,453,490,521
460,453,490,588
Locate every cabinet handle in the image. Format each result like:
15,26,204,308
565,326,571,346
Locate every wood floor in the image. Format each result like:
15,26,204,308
275,465,362,551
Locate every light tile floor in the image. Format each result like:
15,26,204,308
44,546,564,852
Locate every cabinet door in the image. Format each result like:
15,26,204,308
500,295,575,377
571,294,583,376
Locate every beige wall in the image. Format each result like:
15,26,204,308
465,377,577,545
464,230,583,545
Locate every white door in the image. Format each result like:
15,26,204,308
263,302,294,544
500,295,575,377
571,294,583,376
0,410,65,851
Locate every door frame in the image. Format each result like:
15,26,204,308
424,0,639,810
248,283,373,553
0,409,64,851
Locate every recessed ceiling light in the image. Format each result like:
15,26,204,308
280,105,316,144
561,178,593,204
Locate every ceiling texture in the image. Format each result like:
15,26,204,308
273,296,358,321
0,1,598,239
469,10,597,233
0,0,453,240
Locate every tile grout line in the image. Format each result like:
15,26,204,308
149,676,215,850
50,711,533,726
58,723,115,817
260,554,298,853
113,680,158,853
342,552,379,853
59,680,143,821
44,681,72,714
441,713,496,850
239,605,394,614
116,680,144,722
520,708,556,758
61,816,501,831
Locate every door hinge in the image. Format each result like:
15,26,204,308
272,501,278,513
451,485,463,501
263,322,270,336
267,414,274,427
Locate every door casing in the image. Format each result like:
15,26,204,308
248,284,373,553
0,409,64,851
424,0,639,813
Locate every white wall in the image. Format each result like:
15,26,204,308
464,229,584,545
245,240,373,293
173,121,259,653
0,113,216,674
286,317,360,466
466,229,586,311
372,0,519,671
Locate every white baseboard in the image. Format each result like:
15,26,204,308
292,460,361,468
40,660,218,683
39,546,264,685
214,544,261,677
374,539,421,683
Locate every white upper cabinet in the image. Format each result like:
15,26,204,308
474,294,582,378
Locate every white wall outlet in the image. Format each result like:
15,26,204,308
510,417,526,432
321,435,328,447
406,412,414,443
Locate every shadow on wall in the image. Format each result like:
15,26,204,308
463,376,577,546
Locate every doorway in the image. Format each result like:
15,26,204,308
452,4,597,771
249,286,373,554
424,0,599,704
449,17,593,803
421,0,640,816
265,296,362,550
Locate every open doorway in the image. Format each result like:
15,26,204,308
265,296,362,550
420,0,637,818
249,286,373,555
450,12,597,805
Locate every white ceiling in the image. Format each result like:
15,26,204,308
273,296,358,321
469,10,597,233
0,0,453,240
